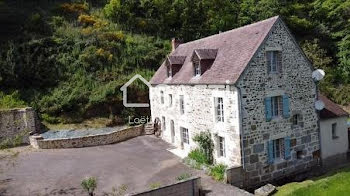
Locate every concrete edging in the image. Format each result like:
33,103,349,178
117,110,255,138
29,124,144,149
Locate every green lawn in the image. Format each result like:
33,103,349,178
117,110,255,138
274,166,350,196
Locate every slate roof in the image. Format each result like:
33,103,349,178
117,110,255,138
167,56,186,65
194,49,218,60
319,94,349,119
150,16,279,85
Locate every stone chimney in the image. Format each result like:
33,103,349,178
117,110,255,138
171,38,182,52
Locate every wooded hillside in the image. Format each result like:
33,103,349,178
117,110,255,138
0,0,349,124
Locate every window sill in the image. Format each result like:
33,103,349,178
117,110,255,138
215,121,225,126
273,158,285,164
291,124,304,129
268,72,282,74
270,116,283,122
332,136,339,140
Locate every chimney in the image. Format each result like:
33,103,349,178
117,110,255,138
171,38,182,52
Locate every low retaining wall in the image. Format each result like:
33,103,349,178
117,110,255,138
226,159,319,190
128,177,201,196
30,125,144,149
0,107,39,144
225,166,245,188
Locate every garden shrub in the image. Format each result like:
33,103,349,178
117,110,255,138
81,177,97,196
193,131,214,164
0,91,26,109
209,164,227,182
78,14,97,26
188,148,210,165
99,31,125,42
60,2,88,14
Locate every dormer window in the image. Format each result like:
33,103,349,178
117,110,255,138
191,49,218,77
194,63,201,76
167,65,172,78
166,56,186,78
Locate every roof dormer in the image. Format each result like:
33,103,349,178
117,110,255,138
166,55,186,78
191,49,218,77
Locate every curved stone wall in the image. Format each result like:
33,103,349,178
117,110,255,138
30,125,144,149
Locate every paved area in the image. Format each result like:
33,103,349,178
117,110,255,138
0,136,251,196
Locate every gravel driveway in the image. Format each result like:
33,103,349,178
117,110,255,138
0,135,251,196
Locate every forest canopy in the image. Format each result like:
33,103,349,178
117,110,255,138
0,0,349,124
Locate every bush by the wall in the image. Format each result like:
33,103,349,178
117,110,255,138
209,164,227,182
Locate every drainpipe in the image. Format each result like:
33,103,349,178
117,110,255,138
236,86,246,170
315,81,322,167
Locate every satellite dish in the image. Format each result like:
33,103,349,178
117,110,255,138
312,69,325,81
315,100,325,111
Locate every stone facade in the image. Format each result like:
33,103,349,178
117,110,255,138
128,177,201,196
149,18,320,187
30,125,144,149
150,84,241,167
235,20,319,187
0,107,38,144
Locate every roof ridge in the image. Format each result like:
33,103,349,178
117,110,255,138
178,16,280,48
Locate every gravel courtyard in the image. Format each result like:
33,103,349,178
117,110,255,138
0,135,251,196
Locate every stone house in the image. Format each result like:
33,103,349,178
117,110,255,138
319,94,349,168
149,16,321,187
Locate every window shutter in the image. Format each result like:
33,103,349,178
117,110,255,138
282,94,290,118
267,140,274,164
278,51,282,73
284,136,291,160
265,97,272,121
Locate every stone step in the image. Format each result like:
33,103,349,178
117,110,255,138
144,123,154,135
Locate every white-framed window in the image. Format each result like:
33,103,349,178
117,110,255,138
214,97,224,122
271,96,282,118
332,123,338,139
162,116,166,131
292,113,303,127
273,138,284,159
194,63,201,76
292,114,299,125
266,51,280,73
180,95,185,114
181,127,189,144
160,91,164,104
167,65,172,78
219,136,226,157
169,94,172,107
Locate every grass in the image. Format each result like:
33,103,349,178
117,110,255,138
149,182,161,189
275,166,350,196
176,173,192,181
